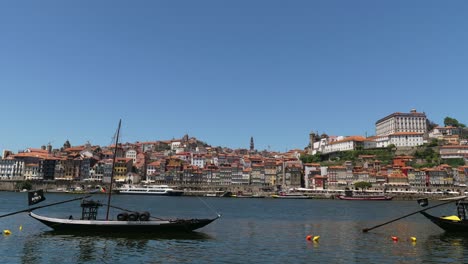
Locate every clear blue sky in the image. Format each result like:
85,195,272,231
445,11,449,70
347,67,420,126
1,1,467,153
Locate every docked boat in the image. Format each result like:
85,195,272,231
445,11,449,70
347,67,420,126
419,200,468,232
26,120,220,234
117,184,184,196
271,192,313,199
337,190,393,201
337,195,393,201
234,194,266,198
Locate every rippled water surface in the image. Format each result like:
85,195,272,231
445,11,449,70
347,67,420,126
0,192,467,263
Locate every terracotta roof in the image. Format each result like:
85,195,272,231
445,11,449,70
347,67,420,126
304,163,321,166
64,146,86,152
328,166,346,169
440,145,468,149
14,152,50,159
148,161,161,166
27,148,49,153
390,132,424,136
330,136,366,144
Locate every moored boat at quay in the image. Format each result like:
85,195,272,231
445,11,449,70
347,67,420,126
271,192,313,199
337,190,393,201
117,184,184,196
337,194,393,201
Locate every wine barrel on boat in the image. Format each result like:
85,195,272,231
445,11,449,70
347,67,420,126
128,212,140,221
139,211,150,221
117,212,128,221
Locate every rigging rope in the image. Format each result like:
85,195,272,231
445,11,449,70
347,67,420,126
196,196,221,218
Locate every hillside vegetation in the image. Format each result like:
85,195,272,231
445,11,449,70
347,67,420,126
301,139,466,168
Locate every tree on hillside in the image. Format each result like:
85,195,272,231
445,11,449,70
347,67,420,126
300,153,322,163
444,117,466,128
427,119,438,131
354,181,372,191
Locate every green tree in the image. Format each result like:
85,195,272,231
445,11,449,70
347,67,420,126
354,181,372,191
16,181,32,191
428,139,439,147
444,116,466,128
300,153,322,163
441,158,465,167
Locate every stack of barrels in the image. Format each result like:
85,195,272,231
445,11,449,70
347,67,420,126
117,211,150,221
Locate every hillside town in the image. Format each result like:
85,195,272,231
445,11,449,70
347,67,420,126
0,109,467,193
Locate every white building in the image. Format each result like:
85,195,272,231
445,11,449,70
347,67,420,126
375,109,427,137
310,136,344,155
191,154,205,168
440,145,468,160
0,159,24,180
171,141,182,151
388,132,424,147
372,132,424,148
323,136,366,154
125,149,137,163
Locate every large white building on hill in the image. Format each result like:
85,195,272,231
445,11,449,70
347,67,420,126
375,109,427,137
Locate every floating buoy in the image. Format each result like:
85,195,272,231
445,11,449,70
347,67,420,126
19,225,23,231
313,236,320,242
410,237,417,242
391,236,398,241
306,235,312,241
3,230,11,235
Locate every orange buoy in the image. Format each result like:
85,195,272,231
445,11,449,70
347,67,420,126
306,235,312,241
391,236,398,241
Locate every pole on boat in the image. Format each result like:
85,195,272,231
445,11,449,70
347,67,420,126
0,195,91,219
105,119,121,220
362,196,467,233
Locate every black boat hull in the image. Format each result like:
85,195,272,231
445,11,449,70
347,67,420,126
420,211,468,232
30,212,218,233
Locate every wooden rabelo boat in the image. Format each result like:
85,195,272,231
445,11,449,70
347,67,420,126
29,200,219,234
362,197,468,233
419,200,468,232
26,120,220,234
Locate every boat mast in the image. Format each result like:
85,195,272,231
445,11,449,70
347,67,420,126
106,119,121,220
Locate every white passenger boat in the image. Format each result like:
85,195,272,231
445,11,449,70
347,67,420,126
118,184,184,196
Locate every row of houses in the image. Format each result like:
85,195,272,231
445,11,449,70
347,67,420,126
0,144,304,188
1,144,468,191
306,159,468,191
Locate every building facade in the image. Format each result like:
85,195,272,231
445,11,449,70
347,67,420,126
375,109,427,137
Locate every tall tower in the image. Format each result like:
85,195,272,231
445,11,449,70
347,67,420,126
309,131,316,154
250,137,254,152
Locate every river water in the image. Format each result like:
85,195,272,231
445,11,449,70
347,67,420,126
0,192,466,264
